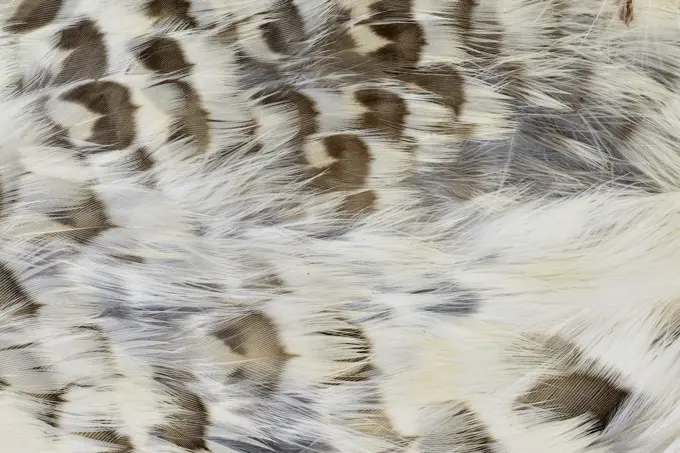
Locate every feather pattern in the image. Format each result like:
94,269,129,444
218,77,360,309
1,0,680,452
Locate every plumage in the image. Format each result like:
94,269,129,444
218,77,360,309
2,0,680,452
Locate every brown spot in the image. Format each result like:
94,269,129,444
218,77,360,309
310,134,373,191
368,0,412,33
364,0,424,69
620,0,633,26
453,0,476,35
50,193,116,244
163,81,211,153
258,87,319,140
312,28,385,81
404,67,465,115
371,23,425,69
129,147,157,188
54,20,108,83
260,22,286,54
146,0,197,28
0,265,41,317
517,372,629,433
452,0,502,58
74,431,134,453
156,386,208,451
354,88,407,137
61,81,138,150
138,37,193,75
260,0,306,55
289,91,320,140
26,389,66,428
6,0,63,33
131,147,155,173
340,190,377,216
55,19,98,49
214,312,293,388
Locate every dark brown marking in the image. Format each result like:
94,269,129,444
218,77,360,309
129,147,157,188
260,22,287,54
163,81,211,153
340,190,377,216
146,0,197,28
132,147,155,173
620,0,634,26
319,322,372,363
453,0,477,36
368,0,412,34
157,386,208,451
371,23,425,70
6,0,63,33
311,27,385,82
257,87,319,140
138,37,193,75
452,0,502,58
517,372,629,433
56,19,99,50
29,389,67,428
50,193,116,244
214,312,293,388
310,134,373,191
260,0,306,55
55,20,108,83
289,91,319,140
74,431,134,453
323,322,374,382
0,264,41,316
365,0,424,69
403,67,465,115
355,88,407,137
61,81,138,150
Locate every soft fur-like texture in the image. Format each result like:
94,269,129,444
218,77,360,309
2,0,680,452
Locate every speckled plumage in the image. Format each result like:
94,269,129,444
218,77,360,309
2,1,680,452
